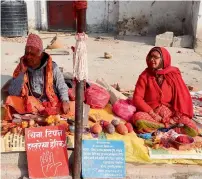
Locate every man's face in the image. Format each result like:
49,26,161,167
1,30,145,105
24,46,42,69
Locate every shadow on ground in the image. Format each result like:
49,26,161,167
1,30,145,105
115,35,155,46
73,33,156,46
180,61,202,71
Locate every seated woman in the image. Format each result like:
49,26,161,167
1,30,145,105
4,34,71,120
133,47,198,137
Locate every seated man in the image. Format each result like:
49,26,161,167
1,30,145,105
4,34,70,120
132,47,198,137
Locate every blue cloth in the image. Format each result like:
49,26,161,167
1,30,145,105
8,72,24,96
137,133,152,139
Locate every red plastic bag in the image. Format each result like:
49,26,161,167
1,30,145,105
67,80,86,101
85,84,110,109
112,99,136,121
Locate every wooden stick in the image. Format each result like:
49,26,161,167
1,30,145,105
73,7,86,179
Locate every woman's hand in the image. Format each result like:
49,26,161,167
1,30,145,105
154,114,162,122
62,101,70,114
149,110,162,122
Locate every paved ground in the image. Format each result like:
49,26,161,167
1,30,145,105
1,33,202,92
1,33,202,179
1,151,202,179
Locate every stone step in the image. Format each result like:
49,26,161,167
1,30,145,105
1,152,202,179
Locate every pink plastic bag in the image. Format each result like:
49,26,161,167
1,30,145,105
112,99,136,121
85,84,110,109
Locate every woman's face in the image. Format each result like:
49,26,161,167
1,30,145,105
147,51,162,69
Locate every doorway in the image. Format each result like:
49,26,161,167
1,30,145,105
47,1,76,31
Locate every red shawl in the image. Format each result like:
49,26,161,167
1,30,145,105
134,47,193,118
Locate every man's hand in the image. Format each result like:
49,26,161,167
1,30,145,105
20,58,28,72
62,101,70,114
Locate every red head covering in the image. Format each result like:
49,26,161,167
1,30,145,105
146,47,193,118
146,47,172,70
26,34,43,52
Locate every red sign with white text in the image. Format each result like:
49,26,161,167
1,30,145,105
25,126,69,178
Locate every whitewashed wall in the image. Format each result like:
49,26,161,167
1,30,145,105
118,1,191,36
25,0,47,30
25,0,119,32
40,0,48,30
194,0,202,54
24,0,36,29
196,0,202,39
185,0,201,37
25,0,202,40
86,0,119,33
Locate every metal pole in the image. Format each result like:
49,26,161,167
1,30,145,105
73,8,86,179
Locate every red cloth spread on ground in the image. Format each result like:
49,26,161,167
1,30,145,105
4,96,75,120
133,47,193,118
